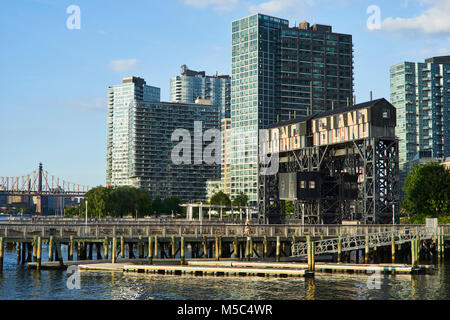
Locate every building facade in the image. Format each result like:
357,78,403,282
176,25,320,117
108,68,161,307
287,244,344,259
106,77,160,187
170,64,231,119
230,13,354,204
221,118,232,195
279,21,353,119
390,56,450,185
107,77,220,201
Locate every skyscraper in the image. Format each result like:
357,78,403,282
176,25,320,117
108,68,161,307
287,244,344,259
390,55,450,184
230,14,354,204
107,77,219,201
106,77,160,187
170,64,231,119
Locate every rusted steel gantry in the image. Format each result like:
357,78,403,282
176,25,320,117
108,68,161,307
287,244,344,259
259,98,399,225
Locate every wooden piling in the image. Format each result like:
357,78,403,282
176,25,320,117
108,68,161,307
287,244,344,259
112,237,117,264
36,236,42,270
391,235,396,263
32,236,37,262
246,237,251,261
276,236,280,262
203,236,207,259
215,237,220,261
16,242,20,264
21,242,26,264
148,236,153,265
307,236,315,272
48,236,54,262
139,236,144,259
171,236,176,258
154,236,158,259
180,237,185,265
411,239,418,268
365,235,369,264
0,237,3,272
291,236,295,256
337,235,342,263
69,236,74,261
104,236,109,260
233,236,238,259
120,236,125,259
263,236,268,258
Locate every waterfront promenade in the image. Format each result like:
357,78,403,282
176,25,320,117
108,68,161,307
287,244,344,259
0,218,447,277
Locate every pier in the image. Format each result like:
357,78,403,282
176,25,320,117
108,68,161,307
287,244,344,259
0,220,446,277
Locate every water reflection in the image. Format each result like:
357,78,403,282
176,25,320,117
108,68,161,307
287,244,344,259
0,247,449,300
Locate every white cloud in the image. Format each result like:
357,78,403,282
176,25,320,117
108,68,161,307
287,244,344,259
109,59,139,72
182,0,239,12
382,0,450,36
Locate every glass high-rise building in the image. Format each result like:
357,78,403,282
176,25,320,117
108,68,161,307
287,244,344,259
170,64,231,119
230,14,354,204
390,55,450,185
106,77,160,187
107,77,219,201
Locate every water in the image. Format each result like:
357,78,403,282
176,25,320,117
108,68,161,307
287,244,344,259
0,245,449,300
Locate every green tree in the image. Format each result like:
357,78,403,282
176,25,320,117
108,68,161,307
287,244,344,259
152,197,163,214
163,196,181,214
210,191,231,206
232,192,248,207
285,200,294,215
135,190,152,217
402,162,450,221
64,205,81,217
84,186,111,218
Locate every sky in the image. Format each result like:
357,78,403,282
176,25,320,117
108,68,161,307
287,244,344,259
0,0,449,188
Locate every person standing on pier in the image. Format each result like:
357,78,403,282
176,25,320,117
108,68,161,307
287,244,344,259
244,220,251,236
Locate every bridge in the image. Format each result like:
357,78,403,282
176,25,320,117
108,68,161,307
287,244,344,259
0,163,89,213
292,225,435,258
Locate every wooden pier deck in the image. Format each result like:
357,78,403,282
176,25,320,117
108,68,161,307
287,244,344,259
73,259,433,277
77,262,313,277
187,260,434,274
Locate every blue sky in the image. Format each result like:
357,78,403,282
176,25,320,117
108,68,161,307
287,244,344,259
1,0,449,187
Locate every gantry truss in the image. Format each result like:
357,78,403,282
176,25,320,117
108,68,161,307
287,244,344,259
259,137,399,224
292,226,434,257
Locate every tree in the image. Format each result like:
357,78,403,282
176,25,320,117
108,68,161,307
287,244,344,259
135,190,152,217
402,162,450,221
232,192,248,207
84,186,111,218
285,201,294,215
163,196,181,214
152,197,163,214
210,191,231,206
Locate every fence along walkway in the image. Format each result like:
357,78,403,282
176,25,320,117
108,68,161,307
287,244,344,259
0,222,448,240
292,226,436,257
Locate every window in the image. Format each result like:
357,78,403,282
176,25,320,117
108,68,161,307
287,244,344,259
309,181,316,189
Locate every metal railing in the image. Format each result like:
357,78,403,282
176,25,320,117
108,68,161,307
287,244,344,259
292,226,437,257
0,222,448,240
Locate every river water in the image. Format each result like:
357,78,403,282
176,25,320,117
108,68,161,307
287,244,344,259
0,243,449,300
